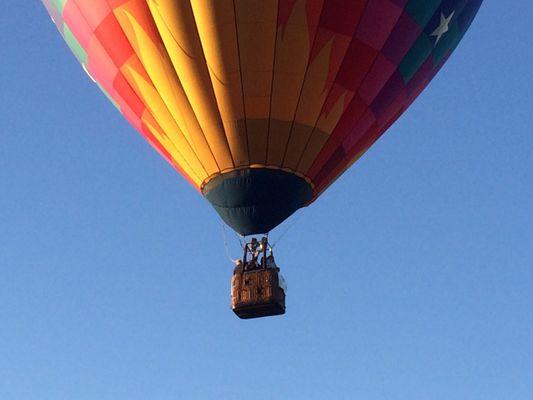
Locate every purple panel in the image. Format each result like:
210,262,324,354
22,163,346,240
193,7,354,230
381,11,422,65
356,0,403,50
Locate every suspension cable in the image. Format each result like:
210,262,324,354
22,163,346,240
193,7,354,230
237,233,245,249
271,210,305,249
221,223,240,264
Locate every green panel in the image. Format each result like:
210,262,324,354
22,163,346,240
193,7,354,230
405,0,442,27
63,25,87,64
203,169,313,235
433,22,462,65
50,0,68,13
399,34,433,83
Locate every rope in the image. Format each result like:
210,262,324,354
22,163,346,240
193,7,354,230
221,223,240,264
221,213,301,260
237,233,246,249
271,210,305,249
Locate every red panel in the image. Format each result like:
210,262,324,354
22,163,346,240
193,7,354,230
318,0,366,36
358,53,397,105
63,2,91,48
370,71,408,128
308,95,368,177
355,0,403,50
112,74,146,119
72,0,112,28
86,37,119,87
108,0,163,46
381,11,422,64
335,38,378,92
314,123,378,192
312,146,346,188
94,13,135,68
342,109,377,151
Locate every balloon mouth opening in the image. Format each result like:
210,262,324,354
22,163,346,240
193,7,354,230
202,168,313,236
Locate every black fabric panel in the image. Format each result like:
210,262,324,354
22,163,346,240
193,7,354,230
202,169,313,235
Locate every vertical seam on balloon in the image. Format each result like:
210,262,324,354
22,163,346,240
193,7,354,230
189,0,238,170
80,0,206,182
264,0,281,165
232,0,251,166
145,2,223,173
278,1,328,168
106,0,214,177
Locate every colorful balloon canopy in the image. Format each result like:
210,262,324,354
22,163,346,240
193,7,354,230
42,0,482,235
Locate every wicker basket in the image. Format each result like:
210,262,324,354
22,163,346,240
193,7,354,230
231,267,286,319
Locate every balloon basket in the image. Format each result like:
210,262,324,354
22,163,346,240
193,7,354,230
231,267,286,319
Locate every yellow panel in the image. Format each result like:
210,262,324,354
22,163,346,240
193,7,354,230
121,56,208,182
146,0,236,172
141,111,203,187
66,0,207,183
297,88,354,173
283,34,352,170
112,0,221,175
234,0,278,164
267,0,323,166
190,0,249,167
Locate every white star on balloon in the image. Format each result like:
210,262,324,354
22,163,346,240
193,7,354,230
430,11,455,45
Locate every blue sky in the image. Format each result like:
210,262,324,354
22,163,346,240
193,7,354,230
1,2,532,399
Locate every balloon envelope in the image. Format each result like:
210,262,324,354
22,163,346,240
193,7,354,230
42,0,482,235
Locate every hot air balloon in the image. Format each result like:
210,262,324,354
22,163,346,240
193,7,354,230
42,0,483,318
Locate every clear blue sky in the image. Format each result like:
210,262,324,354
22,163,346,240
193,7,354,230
1,3,532,399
